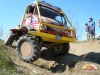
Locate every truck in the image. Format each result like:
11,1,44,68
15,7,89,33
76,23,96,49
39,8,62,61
4,1,76,63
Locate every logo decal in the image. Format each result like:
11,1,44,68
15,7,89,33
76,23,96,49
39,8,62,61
82,64,97,72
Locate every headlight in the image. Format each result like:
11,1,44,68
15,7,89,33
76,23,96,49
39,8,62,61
40,25,47,30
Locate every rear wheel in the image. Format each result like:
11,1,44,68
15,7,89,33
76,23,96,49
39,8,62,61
4,31,14,46
16,36,41,63
49,43,70,56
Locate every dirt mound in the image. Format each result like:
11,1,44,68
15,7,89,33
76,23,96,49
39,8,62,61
83,39,100,47
0,39,100,75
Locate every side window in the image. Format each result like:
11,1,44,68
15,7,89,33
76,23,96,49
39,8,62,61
63,16,67,25
33,6,38,15
62,16,69,28
26,5,33,14
25,5,34,18
55,16,62,23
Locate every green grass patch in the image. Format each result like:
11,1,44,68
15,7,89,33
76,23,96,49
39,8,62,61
0,41,17,75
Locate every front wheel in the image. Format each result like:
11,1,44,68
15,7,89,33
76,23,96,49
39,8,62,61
49,43,70,56
16,36,41,63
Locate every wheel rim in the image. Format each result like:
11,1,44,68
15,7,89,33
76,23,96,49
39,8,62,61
20,42,32,57
53,44,63,53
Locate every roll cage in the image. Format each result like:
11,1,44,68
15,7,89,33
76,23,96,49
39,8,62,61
20,1,75,38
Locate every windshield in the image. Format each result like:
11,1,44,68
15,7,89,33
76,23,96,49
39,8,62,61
39,6,67,26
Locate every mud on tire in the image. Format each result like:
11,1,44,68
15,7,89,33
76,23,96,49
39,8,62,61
16,36,41,63
4,31,14,46
49,43,70,56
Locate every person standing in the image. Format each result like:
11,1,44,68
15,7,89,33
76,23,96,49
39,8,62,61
85,23,90,40
89,18,95,39
98,20,100,44
99,20,100,28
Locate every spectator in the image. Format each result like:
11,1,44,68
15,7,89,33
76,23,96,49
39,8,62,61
89,18,95,39
85,23,90,40
99,20,100,28
99,20,100,44
98,33,100,44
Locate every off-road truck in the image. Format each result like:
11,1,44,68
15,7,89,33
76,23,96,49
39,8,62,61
4,1,76,63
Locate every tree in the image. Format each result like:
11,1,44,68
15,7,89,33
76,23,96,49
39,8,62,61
67,10,83,40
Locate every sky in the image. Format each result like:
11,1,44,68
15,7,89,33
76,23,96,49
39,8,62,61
0,0,100,40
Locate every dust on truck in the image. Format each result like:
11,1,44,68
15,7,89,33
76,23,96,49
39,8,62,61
4,1,76,63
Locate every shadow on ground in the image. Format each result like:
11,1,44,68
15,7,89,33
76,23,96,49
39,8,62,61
40,49,80,73
11,46,16,49
40,49,100,73
81,52,100,64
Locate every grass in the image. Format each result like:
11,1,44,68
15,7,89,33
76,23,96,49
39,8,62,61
0,41,17,75
0,41,32,75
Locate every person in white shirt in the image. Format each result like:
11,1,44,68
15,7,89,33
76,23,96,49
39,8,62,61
89,18,95,39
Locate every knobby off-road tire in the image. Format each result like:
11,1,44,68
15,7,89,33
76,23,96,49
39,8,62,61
49,43,70,56
4,31,14,46
16,36,41,63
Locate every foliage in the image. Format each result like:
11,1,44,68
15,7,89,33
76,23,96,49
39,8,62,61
67,10,83,40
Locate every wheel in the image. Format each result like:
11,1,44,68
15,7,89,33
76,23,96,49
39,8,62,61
4,31,14,46
49,43,70,56
16,36,41,63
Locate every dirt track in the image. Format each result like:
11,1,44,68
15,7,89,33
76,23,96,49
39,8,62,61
10,40,100,75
